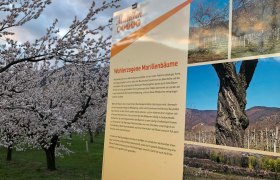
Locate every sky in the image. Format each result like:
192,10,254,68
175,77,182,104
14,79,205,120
186,57,280,110
0,0,139,44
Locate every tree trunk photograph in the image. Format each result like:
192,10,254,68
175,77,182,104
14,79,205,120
213,60,258,147
185,57,279,152
185,57,280,179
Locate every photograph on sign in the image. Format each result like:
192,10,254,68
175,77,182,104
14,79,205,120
185,57,280,150
188,0,230,64
184,57,280,178
183,144,280,179
232,0,280,58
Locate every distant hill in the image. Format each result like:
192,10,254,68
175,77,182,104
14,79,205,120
185,106,280,131
185,109,216,130
246,106,280,124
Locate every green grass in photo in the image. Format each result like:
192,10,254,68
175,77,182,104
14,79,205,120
0,134,104,180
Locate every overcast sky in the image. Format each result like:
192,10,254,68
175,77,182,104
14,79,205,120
6,0,141,43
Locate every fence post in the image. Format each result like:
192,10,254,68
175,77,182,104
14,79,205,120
274,127,278,153
254,129,256,147
266,128,268,150
247,130,250,149
261,130,264,150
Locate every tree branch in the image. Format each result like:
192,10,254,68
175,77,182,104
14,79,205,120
238,59,258,90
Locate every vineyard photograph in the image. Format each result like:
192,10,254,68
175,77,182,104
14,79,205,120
188,0,229,64
232,0,280,58
184,57,280,178
183,145,280,179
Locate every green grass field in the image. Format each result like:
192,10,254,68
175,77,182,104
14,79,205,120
0,134,105,180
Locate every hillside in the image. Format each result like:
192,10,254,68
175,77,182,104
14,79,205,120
185,106,280,131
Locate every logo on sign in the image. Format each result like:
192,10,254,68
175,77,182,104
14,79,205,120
117,11,142,33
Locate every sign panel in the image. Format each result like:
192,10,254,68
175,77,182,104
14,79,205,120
184,0,280,179
102,1,191,180
104,0,280,179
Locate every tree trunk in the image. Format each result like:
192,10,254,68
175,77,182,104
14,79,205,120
270,0,278,49
44,135,58,171
6,145,12,161
88,127,94,143
213,60,258,147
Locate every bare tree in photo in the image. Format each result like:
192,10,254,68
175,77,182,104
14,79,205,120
189,0,229,63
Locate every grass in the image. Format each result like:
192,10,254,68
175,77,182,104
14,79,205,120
0,134,105,180
188,49,228,64
231,41,280,58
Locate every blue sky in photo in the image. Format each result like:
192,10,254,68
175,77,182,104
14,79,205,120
190,0,229,27
186,57,280,110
